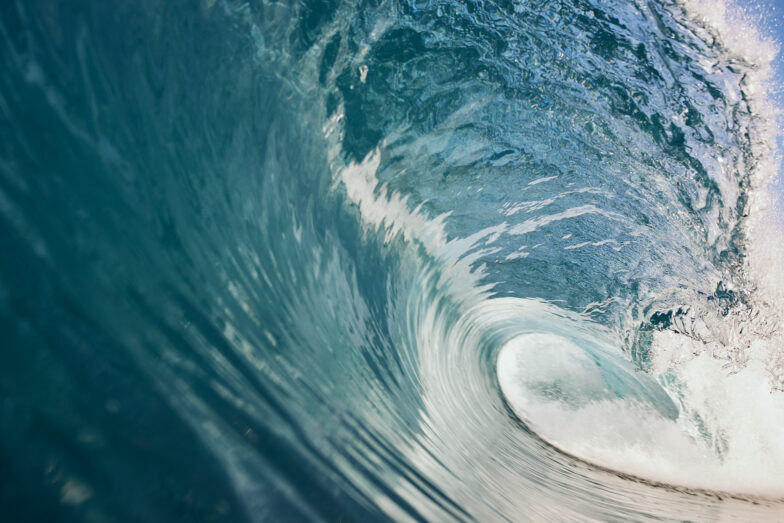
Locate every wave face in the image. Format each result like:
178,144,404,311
1,0,782,520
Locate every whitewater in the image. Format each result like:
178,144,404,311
1,0,783,521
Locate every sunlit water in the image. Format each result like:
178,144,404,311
2,0,783,520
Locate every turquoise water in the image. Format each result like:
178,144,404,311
1,0,783,520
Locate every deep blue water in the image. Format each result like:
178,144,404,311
1,0,783,521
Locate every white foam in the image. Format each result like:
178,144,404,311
498,333,784,496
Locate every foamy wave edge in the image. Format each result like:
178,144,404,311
678,0,784,389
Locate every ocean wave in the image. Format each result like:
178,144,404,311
1,0,782,520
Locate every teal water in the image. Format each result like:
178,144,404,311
1,0,783,520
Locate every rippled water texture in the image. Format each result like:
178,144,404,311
1,0,783,520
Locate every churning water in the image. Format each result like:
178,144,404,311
2,0,784,520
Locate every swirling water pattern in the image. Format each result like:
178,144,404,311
1,0,782,520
